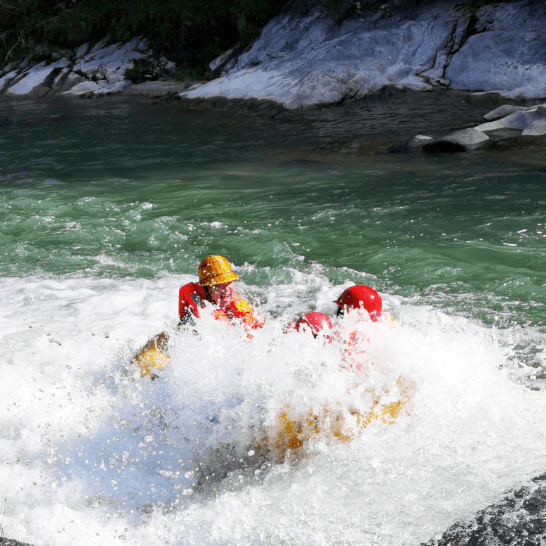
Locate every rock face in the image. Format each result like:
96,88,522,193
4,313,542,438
180,0,546,109
445,2,546,100
182,0,455,108
0,36,177,98
1,0,545,106
409,101,546,153
423,471,546,546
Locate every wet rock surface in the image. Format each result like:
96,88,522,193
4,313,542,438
2,1,545,108
0,539,34,546
405,100,546,154
423,472,546,546
0,36,179,99
423,127,490,152
182,0,546,108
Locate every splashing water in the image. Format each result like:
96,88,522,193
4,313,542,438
1,97,545,546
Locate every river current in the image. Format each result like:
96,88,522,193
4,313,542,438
1,95,545,546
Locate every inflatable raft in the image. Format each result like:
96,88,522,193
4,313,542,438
250,376,414,463
131,333,414,459
132,332,170,379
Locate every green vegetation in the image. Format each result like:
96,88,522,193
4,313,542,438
468,0,520,8
0,0,288,70
0,0,525,74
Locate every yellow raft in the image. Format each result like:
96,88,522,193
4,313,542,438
250,376,415,464
132,332,170,379
132,335,414,459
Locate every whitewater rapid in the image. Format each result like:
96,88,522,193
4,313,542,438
1,269,546,546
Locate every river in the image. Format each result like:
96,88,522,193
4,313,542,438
1,93,545,546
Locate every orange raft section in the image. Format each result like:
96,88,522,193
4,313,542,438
250,376,415,464
132,332,170,380
132,335,415,461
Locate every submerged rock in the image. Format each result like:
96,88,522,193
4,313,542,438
423,471,546,546
407,134,434,149
423,128,490,152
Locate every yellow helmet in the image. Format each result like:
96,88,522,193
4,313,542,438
198,255,239,286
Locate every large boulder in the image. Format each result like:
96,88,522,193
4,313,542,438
445,1,546,100
476,105,546,136
423,128,490,152
483,104,529,122
5,59,69,97
181,1,460,108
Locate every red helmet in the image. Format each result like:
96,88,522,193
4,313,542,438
334,285,382,321
295,312,333,336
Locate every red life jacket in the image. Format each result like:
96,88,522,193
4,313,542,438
178,282,264,331
340,313,395,371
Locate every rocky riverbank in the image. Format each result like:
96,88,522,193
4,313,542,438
1,0,545,106
2,0,546,157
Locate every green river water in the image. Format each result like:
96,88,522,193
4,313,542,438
2,95,544,329
1,92,546,546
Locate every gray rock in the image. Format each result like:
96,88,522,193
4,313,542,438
0,70,18,92
72,37,143,85
74,42,91,59
421,15,470,82
180,0,546,108
65,80,132,97
476,106,546,133
181,3,454,108
209,46,239,73
483,104,529,122
424,128,490,152
446,1,546,100
0,538,34,546
423,471,546,546
407,134,434,148
5,59,69,96
51,69,86,93
522,117,546,136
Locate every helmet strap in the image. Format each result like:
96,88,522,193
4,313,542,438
203,286,216,305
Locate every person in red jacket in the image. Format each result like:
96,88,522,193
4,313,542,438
333,284,395,370
179,255,264,332
334,284,383,321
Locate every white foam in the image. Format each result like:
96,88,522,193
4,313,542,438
1,274,545,546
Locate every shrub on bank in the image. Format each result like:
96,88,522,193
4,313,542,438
0,0,524,76
0,0,287,71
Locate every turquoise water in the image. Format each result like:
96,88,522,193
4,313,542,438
1,95,546,546
2,97,544,328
